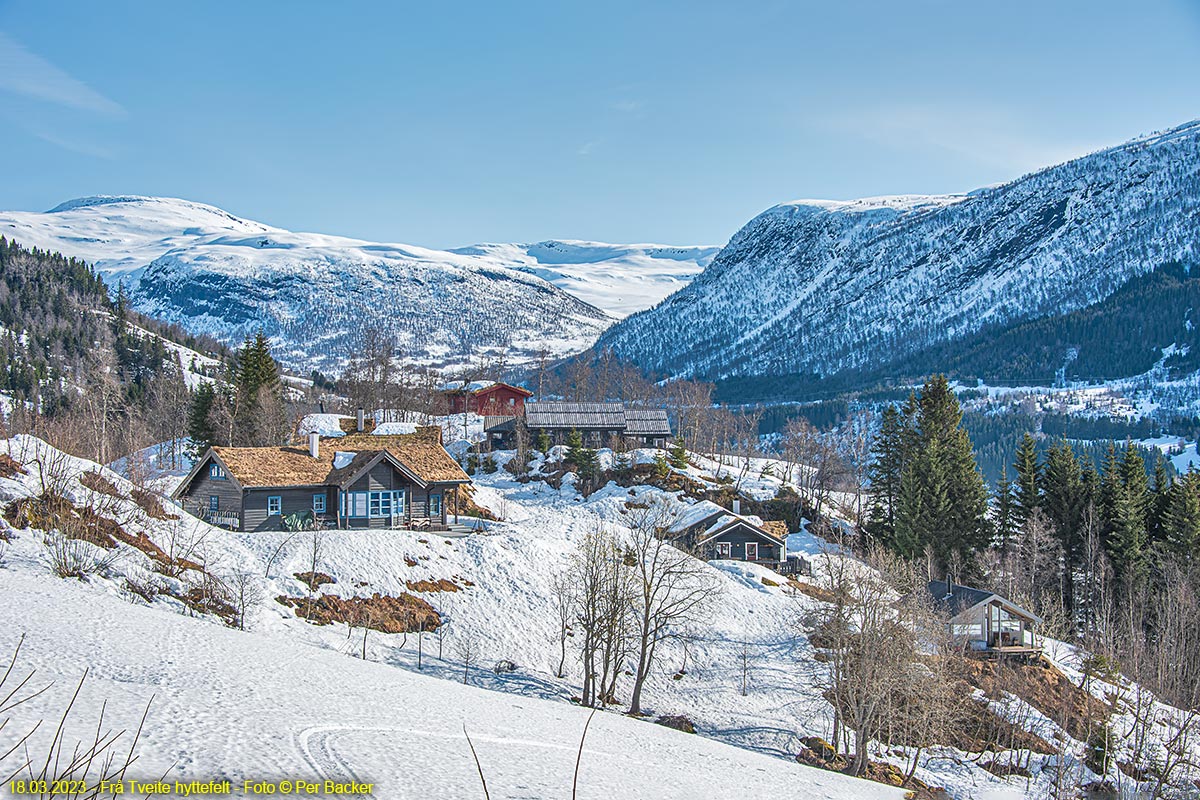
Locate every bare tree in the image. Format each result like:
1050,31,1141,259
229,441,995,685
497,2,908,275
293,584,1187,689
568,521,633,708
624,500,719,716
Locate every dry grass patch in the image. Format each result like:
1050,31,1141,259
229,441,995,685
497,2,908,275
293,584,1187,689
787,579,837,603
294,571,336,590
959,656,1109,743
406,578,461,593
0,453,25,479
131,487,178,520
79,470,125,499
276,592,440,632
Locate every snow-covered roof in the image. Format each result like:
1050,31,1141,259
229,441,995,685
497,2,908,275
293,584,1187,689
438,380,496,393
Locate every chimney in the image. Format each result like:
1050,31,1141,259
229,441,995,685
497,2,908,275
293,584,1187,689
309,432,320,459
732,498,741,515
318,400,325,414
357,408,365,432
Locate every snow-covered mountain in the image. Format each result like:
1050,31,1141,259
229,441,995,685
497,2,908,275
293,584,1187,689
594,121,1200,387
0,197,709,372
451,240,718,319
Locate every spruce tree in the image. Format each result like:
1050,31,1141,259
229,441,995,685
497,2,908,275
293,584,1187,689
187,381,217,456
1105,443,1150,590
1041,440,1086,614
668,438,689,469
1013,433,1041,528
1164,470,1200,561
1148,453,1172,546
865,405,906,549
994,466,1018,551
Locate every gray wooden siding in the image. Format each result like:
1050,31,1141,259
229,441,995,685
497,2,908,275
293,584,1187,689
179,458,243,520
243,487,328,533
703,528,782,562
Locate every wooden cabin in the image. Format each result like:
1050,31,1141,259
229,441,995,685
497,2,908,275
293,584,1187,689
667,500,786,566
440,381,532,416
928,580,1043,656
173,428,471,533
485,402,672,449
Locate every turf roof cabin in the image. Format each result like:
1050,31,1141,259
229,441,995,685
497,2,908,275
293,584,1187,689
485,402,672,449
666,500,788,567
173,428,471,533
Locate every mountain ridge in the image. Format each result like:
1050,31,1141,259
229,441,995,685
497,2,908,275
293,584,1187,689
593,119,1200,390
0,196,712,372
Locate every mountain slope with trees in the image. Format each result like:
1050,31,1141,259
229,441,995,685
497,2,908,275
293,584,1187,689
593,120,1200,400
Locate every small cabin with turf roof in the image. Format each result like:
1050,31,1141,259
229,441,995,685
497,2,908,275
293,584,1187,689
666,500,786,566
173,427,471,533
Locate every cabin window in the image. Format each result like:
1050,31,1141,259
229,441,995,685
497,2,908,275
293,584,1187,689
369,491,392,518
346,492,368,518
267,496,281,516
394,489,407,516
745,542,759,561
429,493,442,518
208,495,219,514
209,463,227,480
952,623,983,638
312,493,326,514
715,542,732,558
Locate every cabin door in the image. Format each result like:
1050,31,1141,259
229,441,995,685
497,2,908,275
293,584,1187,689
745,542,759,562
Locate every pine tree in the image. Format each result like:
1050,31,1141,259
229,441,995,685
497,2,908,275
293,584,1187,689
1013,433,1041,528
1041,440,1087,615
865,405,906,549
994,466,1018,551
565,429,585,467
668,438,689,469
1148,453,1172,546
1104,443,1150,590
894,441,951,561
536,430,552,454
1164,470,1200,560
187,381,217,456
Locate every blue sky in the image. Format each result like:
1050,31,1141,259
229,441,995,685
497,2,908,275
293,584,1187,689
0,0,1198,248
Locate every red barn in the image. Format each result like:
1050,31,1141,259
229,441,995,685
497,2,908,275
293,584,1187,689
440,380,532,416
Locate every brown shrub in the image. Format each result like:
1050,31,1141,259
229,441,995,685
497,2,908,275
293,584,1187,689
79,471,125,499
276,592,440,633
0,453,25,479
654,715,696,734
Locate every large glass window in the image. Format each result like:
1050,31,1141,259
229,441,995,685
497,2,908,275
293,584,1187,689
347,492,368,518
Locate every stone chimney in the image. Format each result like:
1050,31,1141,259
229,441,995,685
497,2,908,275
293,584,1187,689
309,432,320,459
356,408,365,432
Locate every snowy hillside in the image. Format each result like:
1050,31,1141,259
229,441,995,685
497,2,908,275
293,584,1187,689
0,436,903,799
595,120,1200,386
5,435,1197,797
0,197,713,372
451,240,719,319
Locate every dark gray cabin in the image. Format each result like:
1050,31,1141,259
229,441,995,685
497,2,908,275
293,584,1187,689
486,402,672,449
928,580,1043,656
667,501,786,565
173,430,471,533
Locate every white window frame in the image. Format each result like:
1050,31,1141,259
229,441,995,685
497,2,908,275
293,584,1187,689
312,493,326,514
745,542,759,561
347,492,368,518
715,541,732,559
267,496,281,516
